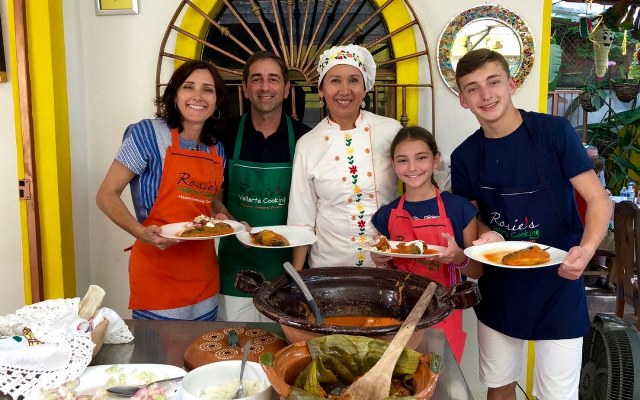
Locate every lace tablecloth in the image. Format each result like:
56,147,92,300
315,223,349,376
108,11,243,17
0,298,133,399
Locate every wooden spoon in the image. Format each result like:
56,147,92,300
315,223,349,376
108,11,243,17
344,281,437,400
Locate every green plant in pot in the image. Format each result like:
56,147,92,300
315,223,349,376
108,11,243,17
612,64,640,102
578,80,610,112
586,106,640,194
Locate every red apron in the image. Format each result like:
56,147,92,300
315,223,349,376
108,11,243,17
388,190,466,363
129,129,223,310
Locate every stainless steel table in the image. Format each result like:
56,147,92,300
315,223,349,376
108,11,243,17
92,320,473,399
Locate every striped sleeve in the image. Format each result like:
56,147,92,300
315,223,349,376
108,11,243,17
115,120,158,175
214,141,226,167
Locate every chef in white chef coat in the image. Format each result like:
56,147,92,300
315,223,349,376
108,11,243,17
288,44,402,269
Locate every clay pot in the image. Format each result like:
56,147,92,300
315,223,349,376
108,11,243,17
262,337,441,400
236,267,480,349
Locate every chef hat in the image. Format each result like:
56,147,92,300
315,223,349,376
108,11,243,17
317,44,376,92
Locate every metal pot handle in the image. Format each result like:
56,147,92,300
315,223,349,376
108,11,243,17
234,270,267,294
439,281,481,309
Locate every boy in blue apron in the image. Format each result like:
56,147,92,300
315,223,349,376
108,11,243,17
218,52,310,322
451,49,612,400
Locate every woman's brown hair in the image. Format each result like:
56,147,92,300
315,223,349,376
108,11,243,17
155,60,227,146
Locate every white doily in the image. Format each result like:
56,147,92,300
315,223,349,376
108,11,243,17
0,299,81,337
0,298,134,399
0,331,93,400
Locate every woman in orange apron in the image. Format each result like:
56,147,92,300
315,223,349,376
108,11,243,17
371,126,479,363
96,61,231,320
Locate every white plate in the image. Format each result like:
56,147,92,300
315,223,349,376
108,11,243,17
47,364,186,399
159,220,245,240
464,241,568,269
363,240,446,259
236,225,318,248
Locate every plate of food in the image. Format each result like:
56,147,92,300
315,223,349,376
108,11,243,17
236,225,317,248
464,241,568,269
41,364,186,399
159,215,245,240
363,236,445,259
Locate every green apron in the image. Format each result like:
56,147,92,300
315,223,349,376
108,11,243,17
218,115,295,296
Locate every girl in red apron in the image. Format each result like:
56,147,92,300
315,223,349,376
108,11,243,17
371,126,479,363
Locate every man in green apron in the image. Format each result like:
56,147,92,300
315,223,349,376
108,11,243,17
218,51,311,321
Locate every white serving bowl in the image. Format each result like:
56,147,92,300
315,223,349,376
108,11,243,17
181,360,274,400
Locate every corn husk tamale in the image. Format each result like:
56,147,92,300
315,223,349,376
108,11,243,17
288,335,427,399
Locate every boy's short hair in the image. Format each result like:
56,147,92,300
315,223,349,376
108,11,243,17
455,49,511,89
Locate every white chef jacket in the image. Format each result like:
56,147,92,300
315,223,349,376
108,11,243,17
288,111,401,267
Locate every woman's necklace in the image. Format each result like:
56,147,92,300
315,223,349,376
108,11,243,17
181,133,201,151
190,140,201,151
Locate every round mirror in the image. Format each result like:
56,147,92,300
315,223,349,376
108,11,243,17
437,4,535,94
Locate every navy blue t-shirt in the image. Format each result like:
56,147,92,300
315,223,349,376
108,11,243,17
372,191,478,247
451,110,593,248
450,110,594,340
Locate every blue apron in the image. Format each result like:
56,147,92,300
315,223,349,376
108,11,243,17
473,118,590,340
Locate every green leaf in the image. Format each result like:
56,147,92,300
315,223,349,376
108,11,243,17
587,101,640,193
548,43,563,91
260,352,274,367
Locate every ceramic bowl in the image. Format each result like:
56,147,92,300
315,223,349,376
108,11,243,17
236,267,480,349
261,337,441,400
181,360,274,400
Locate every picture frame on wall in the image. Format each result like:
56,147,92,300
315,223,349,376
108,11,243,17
95,0,139,16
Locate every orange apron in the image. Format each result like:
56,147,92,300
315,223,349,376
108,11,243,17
388,191,466,363
129,129,223,310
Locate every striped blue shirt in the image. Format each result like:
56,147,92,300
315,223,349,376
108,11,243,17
115,119,226,222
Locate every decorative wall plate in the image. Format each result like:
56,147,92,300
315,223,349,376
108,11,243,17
437,4,535,94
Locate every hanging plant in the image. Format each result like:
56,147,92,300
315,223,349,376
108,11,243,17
613,81,640,102
613,64,640,102
579,82,609,112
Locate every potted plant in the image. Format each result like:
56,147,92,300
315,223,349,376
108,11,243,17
586,105,640,194
578,81,610,112
612,64,640,102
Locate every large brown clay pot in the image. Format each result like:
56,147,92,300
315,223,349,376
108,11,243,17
236,267,480,349
262,336,442,400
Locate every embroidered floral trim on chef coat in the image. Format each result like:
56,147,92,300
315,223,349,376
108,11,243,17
345,133,367,266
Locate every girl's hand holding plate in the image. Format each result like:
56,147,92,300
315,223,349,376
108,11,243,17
430,232,460,264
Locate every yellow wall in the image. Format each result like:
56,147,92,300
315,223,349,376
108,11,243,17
10,0,75,301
